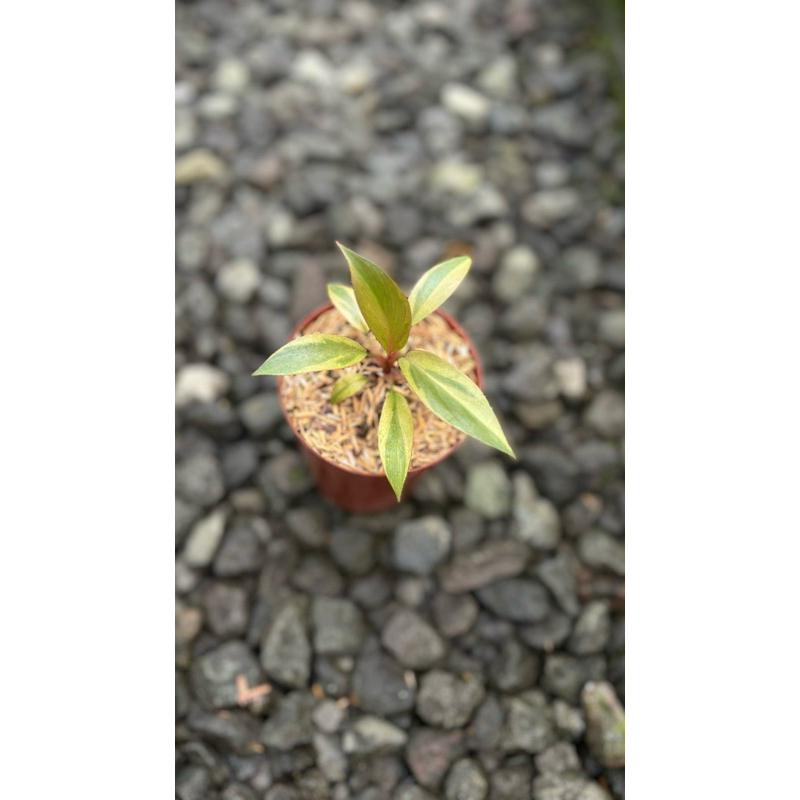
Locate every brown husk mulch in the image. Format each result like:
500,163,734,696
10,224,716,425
279,307,477,473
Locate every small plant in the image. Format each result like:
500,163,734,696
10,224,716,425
254,243,515,500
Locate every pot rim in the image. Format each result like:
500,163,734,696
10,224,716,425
276,301,484,479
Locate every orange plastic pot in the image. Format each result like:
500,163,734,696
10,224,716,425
276,302,483,513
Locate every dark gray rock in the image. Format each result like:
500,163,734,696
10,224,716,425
381,608,446,669
476,578,550,623
352,643,416,715
260,596,311,688
177,452,226,507
393,516,452,575
416,670,485,729
553,699,586,741
467,694,503,751
512,473,561,550
259,691,315,751
500,690,556,754
176,764,211,800
285,507,328,549
439,540,530,593
221,441,259,489
203,582,249,638
489,762,533,800
432,592,479,638
190,640,262,710
568,601,611,655
578,530,625,576
330,527,375,576
214,517,267,576
490,639,540,692
405,728,465,789
238,393,283,437
537,551,581,616
291,554,345,597
464,460,513,519
520,445,579,505
541,653,606,704
311,596,366,655
444,758,488,800
584,390,625,438
519,612,573,652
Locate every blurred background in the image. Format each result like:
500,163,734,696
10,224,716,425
176,0,625,798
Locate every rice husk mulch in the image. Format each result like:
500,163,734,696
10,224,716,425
279,307,477,474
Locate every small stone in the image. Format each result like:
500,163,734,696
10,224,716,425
416,670,485,729
598,310,625,347
213,517,266,576
554,359,587,400
203,582,249,638
343,716,408,754
239,393,283,436
393,788,438,800
529,102,591,147
441,83,490,123
395,577,428,607
405,728,465,789
578,530,625,576
313,733,347,782
216,258,261,303
522,189,581,228
260,596,311,689
553,700,586,740
467,695,502,751
489,763,533,800
582,681,625,768
393,516,452,575
184,508,228,568
176,364,230,407
352,644,416,715
330,528,375,576
175,148,226,184
198,92,238,118
584,391,625,438
213,58,249,93
542,653,605,704
381,609,446,669
535,741,581,775
175,600,203,646
491,639,540,692
476,578,550,623
292,50,335,88
500,690,556,753
537,551,580,616
176,765,210,800
311,597,366,655
492,246,540,302
312,700,346,734
444,759,488,800
190,641,262,710
440,540,530,593
511,473,561,550
431,161,483,194
519,612,573,652
476,54,517,99
285,508,328,549
558,246,602,290
464,461,512,519
259,691,315,751
221,442,259,489
568,601,611,655
432,593,479,638
292,555,345,597
265,451,313,497
532,774,611,800
176,452,225,507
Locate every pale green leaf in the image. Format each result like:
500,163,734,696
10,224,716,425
327,283,369,333
253,333,366,375
408,256,471,325
337,243,411,355
330,373,370,403
399,349,515,457
378,390,414,501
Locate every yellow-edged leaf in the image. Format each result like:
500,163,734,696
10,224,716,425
408,256,471,325
252,334,366,375
399,349,515,457
337,243,411,354
327,283,369,333
378,390,414,501
330,373,370,403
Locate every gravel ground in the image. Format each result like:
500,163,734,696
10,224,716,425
176,1,624,798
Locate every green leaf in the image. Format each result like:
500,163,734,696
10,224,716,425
337,242,411,355
398,349,515,457
253,334,366,375
378,390,414,501
330,373,370,403
327,283,369,333
408,256,471,325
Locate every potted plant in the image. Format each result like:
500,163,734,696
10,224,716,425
253,243,515,512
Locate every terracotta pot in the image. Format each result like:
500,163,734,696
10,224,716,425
276,302,484,513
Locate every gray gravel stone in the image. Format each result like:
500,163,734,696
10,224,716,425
216,258,261,303
491,639,540,692
439,540,530,593
444,758,488,800
381,608,446,669
476,578,550,623
597,309,625,347
416,670,485,729
312,699,346,734
582,680,625,768
492,245,540,302
511,473,561,550
213,517,266,576
541,653,606,704
465,460,512,519
392,516,452,575
489,763,533,800
553,700,586,741
311,597,366,655
405,728,465,789
330,528,375,575
313,732,347,782
352,644,416,715
568,601,611,655
203,582,249,638
441,83,490,123
259,691,315,751
537,551,581,616
184,508,228,567
500,690,557,754
578,530,625,576
432,592,479,638
260,596,311,688
584,390,625,438
519,612,573,652
190,641,262,710
343,716,408,754
285,507,328,549
238,393,283,436
176,364,231,407
177,452,225,507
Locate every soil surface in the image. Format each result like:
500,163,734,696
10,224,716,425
176,1,625,798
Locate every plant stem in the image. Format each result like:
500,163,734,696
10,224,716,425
383,351,397,374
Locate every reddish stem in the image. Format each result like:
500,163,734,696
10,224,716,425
382,351,398,374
